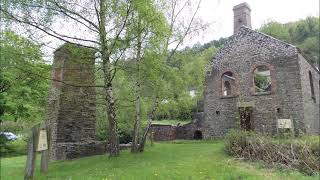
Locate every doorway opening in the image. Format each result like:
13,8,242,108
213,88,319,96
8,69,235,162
239,107,253,131
194,130,203,140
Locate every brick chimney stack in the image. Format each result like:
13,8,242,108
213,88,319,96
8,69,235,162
233,2,251,34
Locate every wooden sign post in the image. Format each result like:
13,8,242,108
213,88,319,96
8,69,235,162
24,124,50,180
40,125,50,174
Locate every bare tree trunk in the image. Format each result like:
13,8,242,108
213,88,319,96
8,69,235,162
137,96,158,152
131,18,142,153
131,82,141,153
24,124,40,180
149,95,159,121
138,121,152,152
105,83,119,157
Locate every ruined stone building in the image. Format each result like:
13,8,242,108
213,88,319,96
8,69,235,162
150,2,319,141
202,2,319,137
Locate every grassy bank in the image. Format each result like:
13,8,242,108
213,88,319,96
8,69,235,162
1,140,318,180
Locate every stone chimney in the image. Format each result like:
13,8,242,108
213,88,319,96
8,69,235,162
233,2,251,34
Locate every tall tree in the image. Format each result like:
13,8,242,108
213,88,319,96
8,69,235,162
128,1,168,152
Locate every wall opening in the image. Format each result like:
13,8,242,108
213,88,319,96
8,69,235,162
239,107,253,131
309,71,315,102
254,66,271,93
193,130,203,140
222,71,235,96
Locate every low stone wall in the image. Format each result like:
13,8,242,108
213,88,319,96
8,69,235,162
150,124,176,141
54,141,132,160
149,110,205,141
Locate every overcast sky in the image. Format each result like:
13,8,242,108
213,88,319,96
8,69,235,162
35,0,319,59
192,0,319,45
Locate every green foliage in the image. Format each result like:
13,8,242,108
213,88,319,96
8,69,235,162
0,31,50,129
154,46,217,120
1,141,318,179
259,22,291,42
260,17,319,63
0,138,27,157
254,73,271,92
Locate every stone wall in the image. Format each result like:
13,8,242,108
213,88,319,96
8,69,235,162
150,124,176,141
176,123,195,139
150,109,205,141
203,26,316,138
46,44,100,160
298,54,320,134
55,141,106,160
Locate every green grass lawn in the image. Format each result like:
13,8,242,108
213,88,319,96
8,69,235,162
1,140,318,180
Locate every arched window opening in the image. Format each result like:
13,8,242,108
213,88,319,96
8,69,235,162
254,66,271,93
194,130,203,140
309,71,315,101
222,72,235,97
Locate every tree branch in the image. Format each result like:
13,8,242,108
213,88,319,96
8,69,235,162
52,0,100,31
1,8,99,50
166,0,202,62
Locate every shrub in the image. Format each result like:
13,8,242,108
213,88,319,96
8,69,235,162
0,138,27,157
225,129,320,176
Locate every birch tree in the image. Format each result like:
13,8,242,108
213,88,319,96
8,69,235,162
127,1,168,153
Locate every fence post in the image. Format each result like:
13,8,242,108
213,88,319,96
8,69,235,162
24,124,40,180
150,132,154,147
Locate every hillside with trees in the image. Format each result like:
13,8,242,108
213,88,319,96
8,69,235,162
259,17,319,64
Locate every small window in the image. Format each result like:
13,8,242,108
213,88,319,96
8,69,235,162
309,71,315,101
222,72,235,97
254,66,271,93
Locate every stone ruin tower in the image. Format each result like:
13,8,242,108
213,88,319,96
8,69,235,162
46,44,105,160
